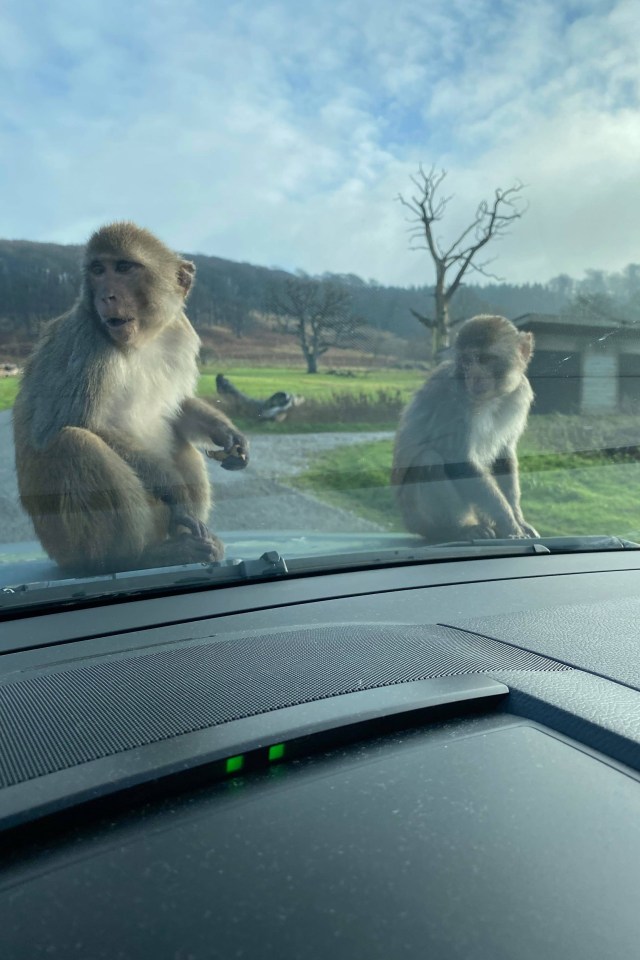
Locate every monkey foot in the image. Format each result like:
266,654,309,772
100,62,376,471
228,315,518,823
465,524,497,539
170,511,212,541
142,533,224,567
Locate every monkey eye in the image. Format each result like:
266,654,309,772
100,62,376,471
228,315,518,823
115,260,136,273
88,261,105,276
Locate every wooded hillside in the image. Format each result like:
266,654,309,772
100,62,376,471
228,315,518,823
1,237,638,363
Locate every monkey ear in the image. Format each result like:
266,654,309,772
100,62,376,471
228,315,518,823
177,260,196,297
518,331,534,362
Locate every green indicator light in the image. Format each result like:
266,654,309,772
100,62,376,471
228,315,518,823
225,755,245,774
268,744,286,762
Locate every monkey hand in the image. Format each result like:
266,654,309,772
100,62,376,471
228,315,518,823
206,431,249,471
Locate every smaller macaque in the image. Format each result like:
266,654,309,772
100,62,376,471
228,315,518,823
392,315,539,543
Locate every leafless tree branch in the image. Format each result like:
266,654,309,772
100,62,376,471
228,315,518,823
267,278,362,373
397,168,527,353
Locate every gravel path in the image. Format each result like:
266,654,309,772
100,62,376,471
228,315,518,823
0,410,30,542
0,410,393,541
212,431,393,534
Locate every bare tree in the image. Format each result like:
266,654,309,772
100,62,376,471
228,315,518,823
269,277,361,373
398,166,526,355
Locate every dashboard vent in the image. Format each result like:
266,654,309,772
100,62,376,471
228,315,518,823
0,623,570,788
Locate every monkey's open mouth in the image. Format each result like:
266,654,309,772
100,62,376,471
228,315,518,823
106,317,133,328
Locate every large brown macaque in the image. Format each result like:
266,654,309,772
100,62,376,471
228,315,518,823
14,222,249,575
392,315,539,543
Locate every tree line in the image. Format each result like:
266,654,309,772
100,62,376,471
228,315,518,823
1,235,639,363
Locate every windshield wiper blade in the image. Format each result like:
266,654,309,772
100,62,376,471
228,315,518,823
1,536,637,615
0,551,289,614
421,534,640,554
284,534,640,576
522,535,640,553
285,539,551,575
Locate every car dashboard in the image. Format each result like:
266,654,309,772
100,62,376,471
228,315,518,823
1,548,640,958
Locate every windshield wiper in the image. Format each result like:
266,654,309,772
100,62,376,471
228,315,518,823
284,535,640,575
1,536,638,616
430,534,640,554
0,552,289,614
284,539,550,574
517,535,640,552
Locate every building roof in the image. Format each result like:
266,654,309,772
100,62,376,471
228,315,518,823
513,312,631,332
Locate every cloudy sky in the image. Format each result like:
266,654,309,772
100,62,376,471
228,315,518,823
1,0,639,287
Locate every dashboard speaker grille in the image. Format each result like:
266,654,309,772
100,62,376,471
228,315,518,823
0,623,570,787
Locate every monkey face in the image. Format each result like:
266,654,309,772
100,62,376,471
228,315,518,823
84,224,196,348
455,318,533,402
88,256,146,346
458,352,495,399
458,349,522,401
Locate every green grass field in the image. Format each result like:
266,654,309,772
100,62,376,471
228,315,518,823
0,367,426,429
198,365,425,433
6,357,639,540
292,438,640,541
198,366,423,401
0,380,18,411
292,441,399,529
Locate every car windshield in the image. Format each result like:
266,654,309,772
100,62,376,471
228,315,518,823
2,0,640,608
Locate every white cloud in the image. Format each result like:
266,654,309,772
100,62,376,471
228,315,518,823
1,0,639,288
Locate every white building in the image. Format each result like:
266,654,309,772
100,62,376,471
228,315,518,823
513,314,640,415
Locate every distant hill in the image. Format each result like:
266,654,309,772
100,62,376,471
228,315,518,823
1,237,638,362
